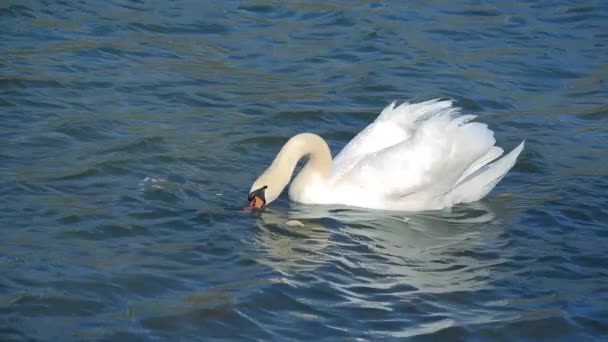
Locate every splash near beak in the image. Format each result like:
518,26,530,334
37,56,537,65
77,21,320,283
248,186,267,209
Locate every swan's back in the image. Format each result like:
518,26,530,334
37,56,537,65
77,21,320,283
329,99,524,211
332,99,456,179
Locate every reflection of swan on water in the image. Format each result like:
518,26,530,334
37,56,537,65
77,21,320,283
253,200,515,293
251,207,333,274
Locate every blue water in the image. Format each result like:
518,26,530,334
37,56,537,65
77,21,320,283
1,1,608,340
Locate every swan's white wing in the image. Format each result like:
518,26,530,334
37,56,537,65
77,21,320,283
339,109,498,205
332,99,457,180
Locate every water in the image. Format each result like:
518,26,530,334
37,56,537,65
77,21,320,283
1,0,607,340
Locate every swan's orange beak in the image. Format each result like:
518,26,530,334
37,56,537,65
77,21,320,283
249,195,265,209
248,186,267,209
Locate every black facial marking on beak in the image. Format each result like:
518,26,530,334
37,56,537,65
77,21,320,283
248,185,267,202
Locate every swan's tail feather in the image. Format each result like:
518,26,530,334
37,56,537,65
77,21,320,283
454,146,504,187
447,141,525,203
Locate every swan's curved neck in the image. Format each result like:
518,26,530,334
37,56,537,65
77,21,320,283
275,133,332,178
257,133,332,202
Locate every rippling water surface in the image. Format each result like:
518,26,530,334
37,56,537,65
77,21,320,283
2,0,608,340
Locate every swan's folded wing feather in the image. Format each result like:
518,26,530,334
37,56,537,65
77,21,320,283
341,136,448,199
332,120,409,180
332,99,457,181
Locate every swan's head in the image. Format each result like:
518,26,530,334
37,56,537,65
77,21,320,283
248,164,292,209
248,133,327,208
248,185,267,209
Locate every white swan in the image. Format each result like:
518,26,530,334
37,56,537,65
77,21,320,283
248,99,524,211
